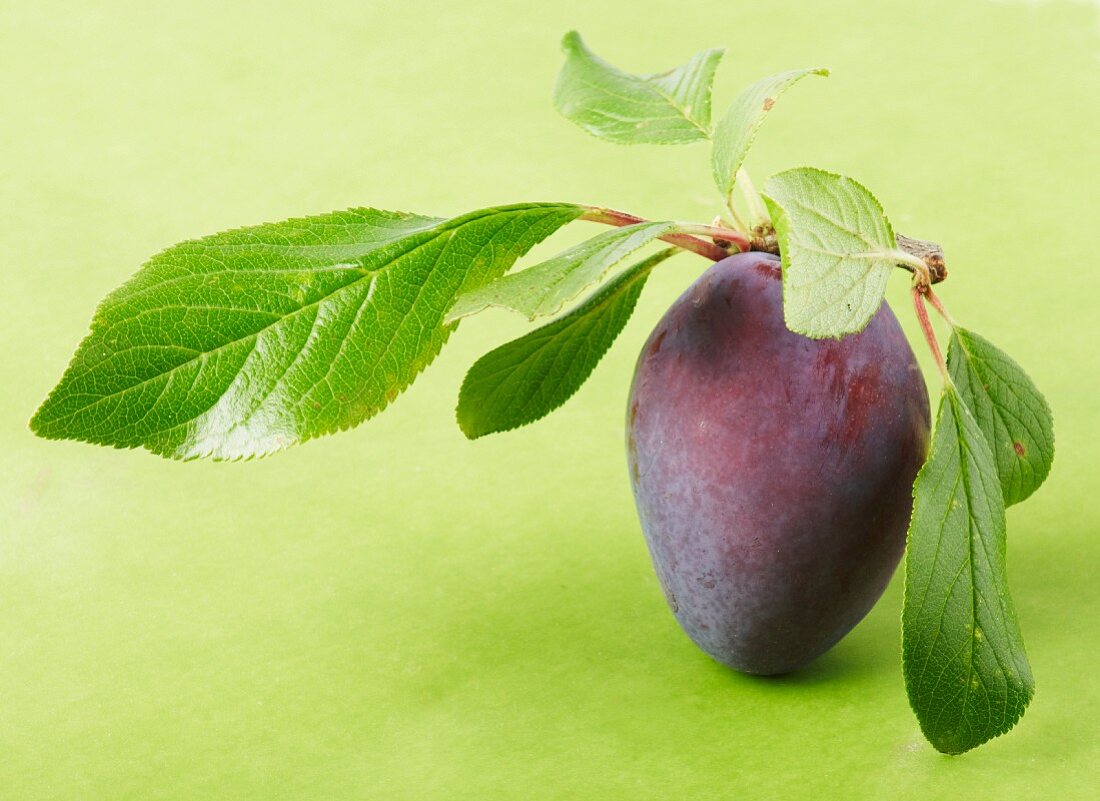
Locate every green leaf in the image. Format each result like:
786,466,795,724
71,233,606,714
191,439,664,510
763,167,901,339
30,203,584,460
456,248,676,439
446,221,679,323
947,327,1054,506
902,387,1034,755
712,68,828,201
553,31,724,145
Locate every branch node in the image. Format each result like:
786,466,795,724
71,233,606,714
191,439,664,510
897,234,947,284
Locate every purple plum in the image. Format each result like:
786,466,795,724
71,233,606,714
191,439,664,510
627,252,930,675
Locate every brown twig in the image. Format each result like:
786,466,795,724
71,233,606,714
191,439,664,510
897,234,947,284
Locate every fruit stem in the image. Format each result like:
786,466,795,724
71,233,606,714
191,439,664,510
912,287,948,380
580,206,749,260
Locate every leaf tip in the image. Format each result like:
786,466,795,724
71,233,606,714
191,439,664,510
27,404,47,437
561,30,583,52
27,386,66,441
455,413,484,441
455,385,494,440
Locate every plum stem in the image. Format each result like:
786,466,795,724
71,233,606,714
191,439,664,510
912,287,949,380
580,206,749,260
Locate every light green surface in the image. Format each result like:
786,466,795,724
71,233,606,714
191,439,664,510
2,0,1097,797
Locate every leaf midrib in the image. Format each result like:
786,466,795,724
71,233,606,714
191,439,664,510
937,394,1020,744
35,226,456,430
565,46,713,138
645,72,711,136
950,394,983,738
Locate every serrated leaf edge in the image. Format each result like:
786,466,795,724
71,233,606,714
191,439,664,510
763,166,897,340
555,31,725,145
30,203,584,461
902,387,1034,754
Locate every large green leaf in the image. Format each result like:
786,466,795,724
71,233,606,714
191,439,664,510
763,167,900,339
902,387,1034,755
446,221,678,322
711,67,828,201
31,203,583,459
553,31,724,145
947,327,1054,506
456,248,676,439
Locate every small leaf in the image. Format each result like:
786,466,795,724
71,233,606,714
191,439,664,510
712,67,828,200
903,387,1034,755
763,167,899,339
553,31,724,145
947,327,1054,506
31,203,583,460
457,249,676,439
446,221,679,323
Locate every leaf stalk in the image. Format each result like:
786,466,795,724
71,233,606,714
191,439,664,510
912,287,949,381
925,287,959,327
580,206,748,260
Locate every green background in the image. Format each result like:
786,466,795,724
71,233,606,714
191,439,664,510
3,0,1098,797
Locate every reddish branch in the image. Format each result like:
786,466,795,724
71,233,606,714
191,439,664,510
580,206,749,261
924,287,957,326
912,287,948,380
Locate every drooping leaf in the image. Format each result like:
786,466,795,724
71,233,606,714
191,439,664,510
31,203,584,460
457,248,676,439
947,327,1054,506
902,387,1034,755
763,167,902,338
712,67,828,201
446,221,679,322
553,31,724,145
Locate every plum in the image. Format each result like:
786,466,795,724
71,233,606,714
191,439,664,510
627,252,930,675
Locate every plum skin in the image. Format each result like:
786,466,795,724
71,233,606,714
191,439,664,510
627,252,931,675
